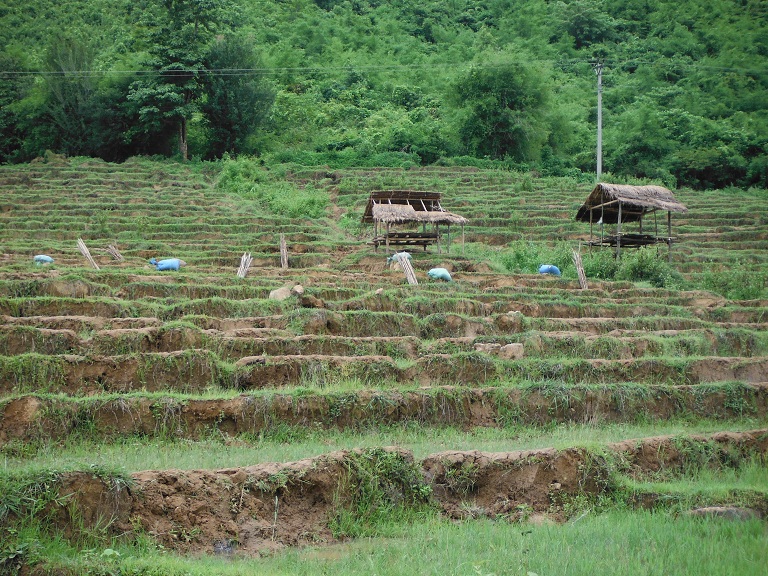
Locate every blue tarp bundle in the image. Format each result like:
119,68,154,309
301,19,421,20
150,258,182,271
538,264,561,276
428,267,452,281
34,255,54,264
387,251,412,264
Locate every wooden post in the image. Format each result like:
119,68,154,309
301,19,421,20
600,204,605,250
436,222,441,254
385,222,390,254
280,234,288,269
461,225,465,256
446,224,451,254
616,201,622,259
667,211,672,262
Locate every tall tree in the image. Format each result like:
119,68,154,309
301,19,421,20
201,36,275,158
0,51,31,163
128,0,231,159
40,35,101,156
452,55,551,161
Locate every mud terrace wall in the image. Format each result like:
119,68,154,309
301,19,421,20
4,430,766,557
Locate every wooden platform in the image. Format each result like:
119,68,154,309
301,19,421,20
587,234,675,248
370,232,439,251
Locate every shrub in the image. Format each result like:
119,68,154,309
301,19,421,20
216,155,329,219
498,240,572,275
581,249,619,280
702,266,767,300
615,248,684,288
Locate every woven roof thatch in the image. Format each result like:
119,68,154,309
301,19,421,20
363,189,468,225
575,183,687,224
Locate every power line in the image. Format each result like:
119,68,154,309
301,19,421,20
0,58,765,78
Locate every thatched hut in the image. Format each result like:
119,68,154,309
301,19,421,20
575,183,687,257
362,190,468,254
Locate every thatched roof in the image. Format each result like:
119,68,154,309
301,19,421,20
575,183,687,224
363,190,468,225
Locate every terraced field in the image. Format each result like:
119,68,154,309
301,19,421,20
1,157,766,574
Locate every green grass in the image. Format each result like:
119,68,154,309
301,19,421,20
3,418,763,476
14,510,768,576
2,159,768,574
620,457,768,501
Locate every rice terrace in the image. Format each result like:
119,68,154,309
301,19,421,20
0,154,764,575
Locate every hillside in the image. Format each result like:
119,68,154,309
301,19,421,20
1,0,767,189
0,157,767,574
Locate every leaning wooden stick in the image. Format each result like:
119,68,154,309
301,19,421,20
77,238,100,270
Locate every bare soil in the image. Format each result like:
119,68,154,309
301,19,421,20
19,429,766,557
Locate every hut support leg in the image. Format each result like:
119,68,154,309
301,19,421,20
667,211,672,263
600,204,604,250
616,201,622,259
386,222,390,255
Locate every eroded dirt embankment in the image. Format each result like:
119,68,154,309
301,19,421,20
3,384,767,444
2,352,768,397
5,429,766,557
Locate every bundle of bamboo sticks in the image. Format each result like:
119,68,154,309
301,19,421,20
106,244,124,262
237,252,253,278
77,238,100,270
572,248,588,290
394,252,418,285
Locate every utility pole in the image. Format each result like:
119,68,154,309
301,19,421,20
593,60,604,182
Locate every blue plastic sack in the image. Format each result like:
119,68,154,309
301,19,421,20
538,264,561,276
387,251,412,264
34,255,54,264
150,258,182,271
428,267,452,281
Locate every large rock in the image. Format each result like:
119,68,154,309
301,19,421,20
499,343,524,360
269,286,293,301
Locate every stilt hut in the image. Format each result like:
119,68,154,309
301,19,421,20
575,183,687,259
362,190,468,254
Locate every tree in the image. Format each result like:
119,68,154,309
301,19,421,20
452,55,551,161
201,36,275,158
39,35,101,156
128,0,232,159
0,51,32,163
552,0,618,50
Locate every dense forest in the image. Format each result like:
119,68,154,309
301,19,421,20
0,0,766,189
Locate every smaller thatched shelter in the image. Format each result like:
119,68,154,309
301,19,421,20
576,183,687,257
362,190,468,254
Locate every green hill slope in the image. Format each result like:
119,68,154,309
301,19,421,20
0,158,766,575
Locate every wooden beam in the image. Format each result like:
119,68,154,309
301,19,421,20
589,198,620,211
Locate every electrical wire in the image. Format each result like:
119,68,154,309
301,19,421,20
0,58,764,78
